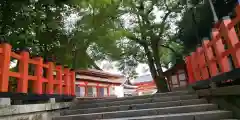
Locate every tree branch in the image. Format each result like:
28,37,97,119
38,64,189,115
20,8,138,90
159,44,177,54
91,61,102,70
137,1,150,28
146,0,156,15
138,0,155,28
126,35,147,46
157,1,181,39
86,53,102,70
158,11,172,38
165,34,183,45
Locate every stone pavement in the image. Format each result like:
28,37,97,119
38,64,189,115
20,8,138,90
53,90,236,120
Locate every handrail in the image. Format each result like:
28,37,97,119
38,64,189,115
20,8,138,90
185,3,240,86
0,43,75,96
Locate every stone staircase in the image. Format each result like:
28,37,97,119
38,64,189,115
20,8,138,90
53,90,236,120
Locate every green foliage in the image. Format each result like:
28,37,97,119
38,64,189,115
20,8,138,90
177,1,213,54
100,0,186,92
0,0,122,70
160,41,184,69
114,0,184,68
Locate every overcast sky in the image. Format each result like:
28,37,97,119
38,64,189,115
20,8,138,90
98,60,150,75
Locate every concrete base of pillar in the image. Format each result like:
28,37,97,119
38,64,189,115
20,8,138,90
210,82,217,89
49,98,56,103
0,98,11,106
13,100,23,105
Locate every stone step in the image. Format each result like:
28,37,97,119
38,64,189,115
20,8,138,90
102,110,232,120
62,99,207,115
76,91,192,104
54,104,217,120
70,94,198,109
172,87,188,91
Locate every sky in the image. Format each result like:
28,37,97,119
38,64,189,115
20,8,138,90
98,60,167,76
98,60,151,76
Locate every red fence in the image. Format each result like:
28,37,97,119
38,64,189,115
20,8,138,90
0,43,75,96
185,4,240,85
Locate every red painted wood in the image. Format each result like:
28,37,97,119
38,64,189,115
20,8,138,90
46,62,54,94
107,87,110,96
212,30,231,73
56,65,63,94
33,57,43,94
70,71,76,96
63,68,70,95
197,47,209,80
84,81,88,97
17,51,29,93
185,56,195,84
191,52,201,80
0,43,11,92
203,40,218,77
221,19,240,68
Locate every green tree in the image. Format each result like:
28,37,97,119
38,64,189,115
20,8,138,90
0,0,122,70
112,0,184,92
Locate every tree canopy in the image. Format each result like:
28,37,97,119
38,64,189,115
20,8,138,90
0,0,123,70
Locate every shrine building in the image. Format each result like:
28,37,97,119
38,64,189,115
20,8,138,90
75,69,125,98
133,63,188,94
163,63,188,91
133,74,157,95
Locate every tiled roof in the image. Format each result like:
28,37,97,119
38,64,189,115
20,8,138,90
132,74,153,84
75,69,124,78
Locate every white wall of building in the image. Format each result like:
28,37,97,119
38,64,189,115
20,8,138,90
114,86,124,97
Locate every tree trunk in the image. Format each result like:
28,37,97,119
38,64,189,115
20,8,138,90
72,48,102,70
154,75,169,93
151,41,169,92
72,50,78,69
143,43,169,93
86,53,102,70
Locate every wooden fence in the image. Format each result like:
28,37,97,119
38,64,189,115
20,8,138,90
0,43,75,99
185,3,240,88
